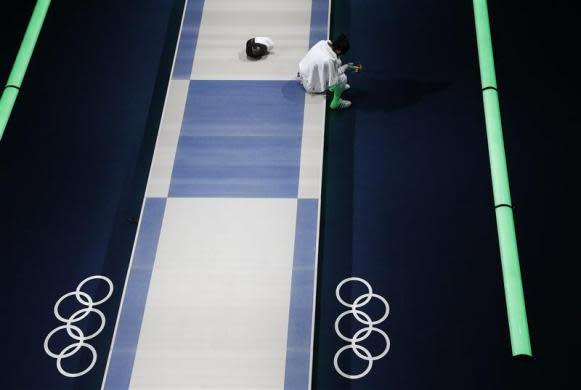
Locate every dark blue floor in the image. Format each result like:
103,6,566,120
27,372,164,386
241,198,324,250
313,0,578,389
0,1,184,388
1,1,578,389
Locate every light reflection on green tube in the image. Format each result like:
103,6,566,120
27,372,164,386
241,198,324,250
0,0,51,141
473,0,532,356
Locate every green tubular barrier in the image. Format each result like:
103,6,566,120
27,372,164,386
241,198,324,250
473,0,532,356
0,0,51,141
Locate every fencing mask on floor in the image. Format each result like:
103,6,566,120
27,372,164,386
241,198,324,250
246,38,268,59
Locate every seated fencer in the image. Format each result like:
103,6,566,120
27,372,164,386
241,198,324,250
298,34,361,110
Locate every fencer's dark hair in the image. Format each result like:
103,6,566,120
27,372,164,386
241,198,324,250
331,34,350,55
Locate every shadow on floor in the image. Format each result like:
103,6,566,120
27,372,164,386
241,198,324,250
349,77,451,112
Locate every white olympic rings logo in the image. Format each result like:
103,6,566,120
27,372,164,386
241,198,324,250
334,277,390,380
44,275,113,378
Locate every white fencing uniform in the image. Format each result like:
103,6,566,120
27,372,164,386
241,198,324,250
298,40,349,93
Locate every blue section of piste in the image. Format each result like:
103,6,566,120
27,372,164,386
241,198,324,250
310,0,330,47
103,198,167,390
284,199,319,390
169,80,305,198
172,0,205,80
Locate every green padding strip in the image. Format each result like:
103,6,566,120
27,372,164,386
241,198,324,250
0,89,19,136
482,91,512,206
473,0,497,88
473,0,532,357
495,207,532,356
0,0,51,141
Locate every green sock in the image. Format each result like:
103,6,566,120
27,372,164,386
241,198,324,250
329,83,344,109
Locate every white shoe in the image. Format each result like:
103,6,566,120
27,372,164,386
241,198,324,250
334,99,352,110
